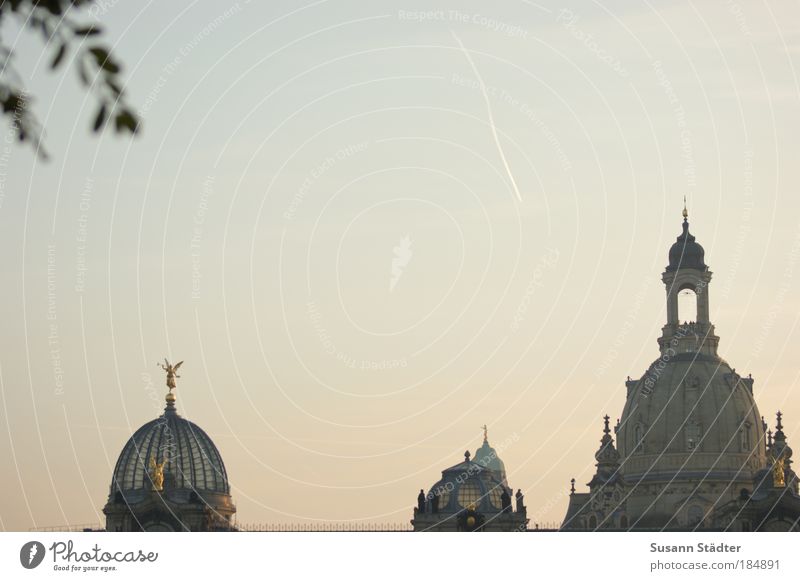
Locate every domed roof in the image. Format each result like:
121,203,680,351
667,218,706,272
110,397,230,497
618,354,765,481
427,452,510,514
473,432,508,483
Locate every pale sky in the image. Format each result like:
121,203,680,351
1,0,800,531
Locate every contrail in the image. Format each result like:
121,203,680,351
451,30,523,202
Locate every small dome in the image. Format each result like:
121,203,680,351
110,402,229,497
473,438,508,483
667,219,706,271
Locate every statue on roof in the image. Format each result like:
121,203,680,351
160,358,183,391
148,455,168,492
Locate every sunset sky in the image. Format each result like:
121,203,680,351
1,0,799,530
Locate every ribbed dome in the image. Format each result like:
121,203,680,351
110,403,229,496
667,219,706,271
619,353,766,481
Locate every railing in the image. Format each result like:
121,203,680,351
29,523,104,532
236,522,414,532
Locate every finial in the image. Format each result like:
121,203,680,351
481,424,488,443
603,415,611,435
682,195,688,220
767,429,773,448
464,450,471,463
159,358,184,410
776,410,783,431
570,478,576,495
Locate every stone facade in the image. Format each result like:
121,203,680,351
412,436,528,531
562,213,799,531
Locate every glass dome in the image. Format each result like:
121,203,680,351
110,402,229,495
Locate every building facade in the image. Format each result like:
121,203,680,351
562,210,799,531
412,430,528,531
103,362,236,531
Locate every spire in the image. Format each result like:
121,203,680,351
773,410,787,449
767,429,773,450
589,415,621,491
481,424,488,443
682,195,688,220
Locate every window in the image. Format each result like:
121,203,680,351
740,424,752,452
678,289,697,323
686,421,701,451
457,479,482,510
488,485,504,509
620,515,628,529
432,485,450,511
588,515,597,529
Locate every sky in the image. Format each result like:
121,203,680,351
1,0,800,531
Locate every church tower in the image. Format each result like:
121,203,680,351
563,207,771,530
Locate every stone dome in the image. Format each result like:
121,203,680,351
618,353,765,482
110,398,230,500
666,219,706,272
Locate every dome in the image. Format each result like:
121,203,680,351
618,353,766,481
110,399,229,499
473,436,508,483
427,454,510,514
667,219,706,271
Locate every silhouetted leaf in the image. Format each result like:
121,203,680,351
50,43,66,69
89,46,119,73
74,26,101,36
114,110,139,134
93,103,107,132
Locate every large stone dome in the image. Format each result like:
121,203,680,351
619,353,765,483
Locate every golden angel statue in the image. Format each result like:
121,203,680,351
159,358,183,391
149,456,168,491
773,455,786,488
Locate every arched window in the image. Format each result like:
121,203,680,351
620,515,629,529
457,479,482,510
678,288,698,323
588,515,597,529
740,424,752,452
